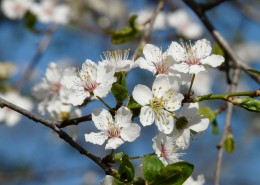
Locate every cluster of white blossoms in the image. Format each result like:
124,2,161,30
1,0,70,24
31,38,223,184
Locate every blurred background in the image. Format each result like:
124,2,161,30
0,0,260,184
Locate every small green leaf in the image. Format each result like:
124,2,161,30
224,133,235,153
110,15,140,44
118,154,135,183
212,120,219,135
247,69,260,76
111,73,128,103
213,42,224,56
143,156,164,182
115,152,123,162
151,161,194,185
24,11,38,32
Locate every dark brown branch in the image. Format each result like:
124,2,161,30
183,0,260,84
0,97,112,174
201,0,232,11
57,114,92,128
132,0,166,60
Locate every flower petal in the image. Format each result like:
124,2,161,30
85,132,108,145
93,79,115,98
121,123,141,142
80,59,97,80
155,110,174,134
152,74,170,98
115,106,132,128
192,39,212,59
189,115,209,132
92,108,113,130
168,42,187,62
171,62,190,73
136,57,157,74
96,62,115,83
189,64,205,74
164,92,184,111
176,129,190,149
132,84,153,106
180,103,199,117
201,54,225,67
105,137,124,149
143,44,162,61
140,106,155,126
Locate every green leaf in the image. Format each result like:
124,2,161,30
224,134,235,153
118,154,135,183
110,15,140,44
247,69,260,76
198,106,218,134
24,11,38,32
151,162,194,185
115,152,123,162
230,97,260,112
213,42,224,56
143,156,164,182
111,72,128,103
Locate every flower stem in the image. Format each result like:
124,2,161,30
187,74,196,96
96,96,113,110
129,152,155,160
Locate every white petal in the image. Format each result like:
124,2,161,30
6,112,20,127
136,57,156,74
164,92,184,111
152,74,170,98
121,123,141,142
180,103,199,117
176,129,190,149
183,22,203,39
189,64,205,74
97,62,115,83
92,109,113,131
192,39,212,59
100,175,115,185
115,106,132,128
155,110,174,134
93,79,115,98
84,132,108,145
201,54,225,67
143,44,162,61
168,42,187,62
45,62,62,83
172,63,190,73
132,85,153,106
140,106,155,126
105,137,124,149
69,89,89,106
189,115,209,132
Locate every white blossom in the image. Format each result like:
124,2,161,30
1,0,33,19
136,44,174,75
132,74,184,134
31,0,70,24
69,60,116,106
169,39,225,74
101,49,135,72
152,132,183,166
167,9,203,39
32,62,76,115
85,106,141,150
0,92,33,127
183,174,205,185
0,62,17,80
172,103,209,149
100,175,115,185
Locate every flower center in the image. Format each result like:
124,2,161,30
155,57,170,74
107,123,121,138
103,49,130,68
51,82,62,93
81,72,98,93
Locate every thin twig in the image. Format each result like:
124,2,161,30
201,0,232,11
57,114,92,128
214,68,241,185
182,0,260,84
16,25,57,91
0,97,112,174
132,0,166,60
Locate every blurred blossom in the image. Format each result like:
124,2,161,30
31,0,71,25
0,62,17,80
1,0,33,19
81,171,98,185
183,174,205,185
167,9,203,39
234,42,260,64
0,91,33,127
100,175,115,185
193,71,214,95
135,9,167,30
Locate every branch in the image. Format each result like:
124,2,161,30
132,0,166,60
182,0,260,84
57,114,92,128
0,97,112,174
214,68,241,185
16,25,57,91
201,0,232,11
